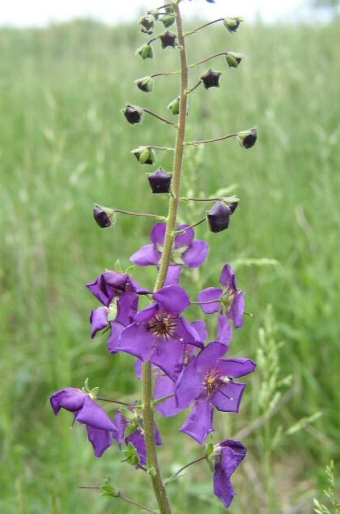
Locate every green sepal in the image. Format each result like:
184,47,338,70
122,442,139,466
100,477,120,498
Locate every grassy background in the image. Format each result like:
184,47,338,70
1,11,340,514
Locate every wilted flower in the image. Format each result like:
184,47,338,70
212,439,247,508
93,204,114,228
237,127,258,149
138,14,155,34
147,167,172,193
50,388,117,457
200,69,222,89
122,104,144,125
131,146,156,164
135,76,154,93
207,201,231,233
223,17,243,33
159,31,177,49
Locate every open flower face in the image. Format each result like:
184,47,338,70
175,342,256,443
117,285,203,380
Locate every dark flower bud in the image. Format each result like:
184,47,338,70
207,202,231,233
228,201,239,214
237,128,257,149
132,146,156,165
136,43,153,60
147,167,172,193
139,14,155,34
135,76,154,93
93,204,114,228
168,96,180,115
159,31,177,49
159,14,175,28
200,69,222,89
223,17,243,33
225,52,243,69
122,104,144,125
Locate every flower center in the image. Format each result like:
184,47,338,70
204,369,231,396
219,287,234,314
147,310,177,339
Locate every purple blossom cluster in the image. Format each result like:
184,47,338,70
51,222,256,509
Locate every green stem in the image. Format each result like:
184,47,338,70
141,2,189,513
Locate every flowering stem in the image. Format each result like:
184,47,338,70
185,18,224,37
144,108,177,127
190,52,231,68
113,208,166,220
164,455,206,484
142,3,189,514
185,132,238,146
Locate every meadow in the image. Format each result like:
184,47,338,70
1,10,340,514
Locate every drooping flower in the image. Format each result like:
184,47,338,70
130,222,208,269
50,388,117,457
117,284,203,380
175,342,256,443
211,439,247,508
198,263,245,331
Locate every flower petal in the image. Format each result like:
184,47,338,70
180,400,214,444
153,285,190,314
198,287,222,313
130,243,159,266
182,240,209,268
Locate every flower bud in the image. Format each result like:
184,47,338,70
159,14,175,28
93,204,114,228
207,202,231,233
225,52,243,69
159,31,177,49
200,69,222,89
122,104,144,125
147,167,172,193
132,146,156,165
135,76,154,93
168,96,180,115
237,128,257,149
138,14,155,34
223,17,243,33
136,43,153,60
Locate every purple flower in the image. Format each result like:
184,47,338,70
212,439,247,508
175,342,256,443
86,270,144,307
130,222,208,269
50,388,117,457
114,409,162,467
198,263,245,332
117,284,203,380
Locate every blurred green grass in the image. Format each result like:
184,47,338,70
1,15,340,513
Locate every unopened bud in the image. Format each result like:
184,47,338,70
147,167,172,193
159,14,175,28
136,43,153,60
168,96,180,115
200,69,222,89
225,52,243,69
139,14,155,34
122,104,144,125
93,204,114,228
223,17,243,33
135,76,154,93
237,128,257,149
132,146,156,165
207,202,231,233
159,31,177,49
